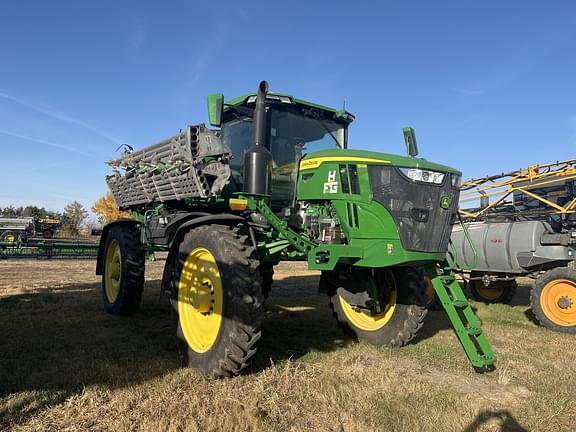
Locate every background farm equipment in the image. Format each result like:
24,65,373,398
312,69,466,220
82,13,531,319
451,159,576,333
34,218,62,238
0,215,97,259
0,216,63,242
96,80,495,377
0,217,35,243
0,237,99,259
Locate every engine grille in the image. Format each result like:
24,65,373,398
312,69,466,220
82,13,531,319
368,165,459,253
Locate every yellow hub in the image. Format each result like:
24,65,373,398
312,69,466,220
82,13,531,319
104,240,122,303
178,247,223,353
540,279,576,327
339,272,397,331
4,234,15,242
424,273,436,305
472,281,505,300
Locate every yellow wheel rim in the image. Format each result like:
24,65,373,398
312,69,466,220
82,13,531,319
4,234,15,242
339,271,397,332
473,281,505,301
540,279,576,327
178,247,223,353
104,240,121,303
424,273,436,305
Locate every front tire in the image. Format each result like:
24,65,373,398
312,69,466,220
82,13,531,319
531,267,576,333
329,267,427,347
171,224,264,377
101,224,145,315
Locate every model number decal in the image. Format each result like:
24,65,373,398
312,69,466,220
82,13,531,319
323,170,338,194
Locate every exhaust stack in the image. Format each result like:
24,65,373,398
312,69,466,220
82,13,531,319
243,81,272,196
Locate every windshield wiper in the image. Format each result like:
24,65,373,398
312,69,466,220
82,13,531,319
224,104,255,121
302,108,341,148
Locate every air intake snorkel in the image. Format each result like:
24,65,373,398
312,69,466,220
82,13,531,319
243,80,272,196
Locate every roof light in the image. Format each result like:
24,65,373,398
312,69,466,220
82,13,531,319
246,95,293,104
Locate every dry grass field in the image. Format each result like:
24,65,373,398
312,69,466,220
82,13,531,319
0,258,574,431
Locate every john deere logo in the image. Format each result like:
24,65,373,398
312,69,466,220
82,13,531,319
440,196,451,209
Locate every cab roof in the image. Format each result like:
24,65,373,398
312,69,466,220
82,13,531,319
224,92,355,124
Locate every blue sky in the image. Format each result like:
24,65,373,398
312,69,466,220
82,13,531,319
1,1,575,216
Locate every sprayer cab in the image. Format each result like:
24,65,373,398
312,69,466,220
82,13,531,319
207,80,355,208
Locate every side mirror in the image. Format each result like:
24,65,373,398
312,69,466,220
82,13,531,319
403,127,419,158
207,93,224,127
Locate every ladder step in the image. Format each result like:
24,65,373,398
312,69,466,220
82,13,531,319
478,354,496,364
450,300,469,308
464,327,482,336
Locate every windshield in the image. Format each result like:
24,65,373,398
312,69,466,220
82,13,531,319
269,108,345,167
222,106,346,170
221,105,347,207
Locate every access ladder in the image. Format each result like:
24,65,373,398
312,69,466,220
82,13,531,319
431,272,496,371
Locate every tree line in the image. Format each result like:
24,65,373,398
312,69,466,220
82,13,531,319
0,192,128,236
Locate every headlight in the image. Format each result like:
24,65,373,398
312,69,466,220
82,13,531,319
399,168,445,184
450,173,461,188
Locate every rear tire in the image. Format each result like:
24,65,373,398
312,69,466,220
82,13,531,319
329,267,427,347
531,267,576,333
170,224,264,377
101,224,145,315
468,272,517,304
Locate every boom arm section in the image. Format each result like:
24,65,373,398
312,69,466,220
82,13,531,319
460,158,576,221
106,124,231,209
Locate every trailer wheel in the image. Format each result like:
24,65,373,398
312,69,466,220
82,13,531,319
171,224,264,377
101,224,145,315
531,267,576,333
468,273,517,304
329,267,427,347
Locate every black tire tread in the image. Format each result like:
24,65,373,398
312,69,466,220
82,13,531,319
328,267,427,348
260,262,275,300
102,224,145,316
172,224,264,377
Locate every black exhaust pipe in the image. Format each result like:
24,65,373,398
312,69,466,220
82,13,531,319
243,80,272,196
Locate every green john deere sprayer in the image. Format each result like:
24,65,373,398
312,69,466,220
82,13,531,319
96,81,495,376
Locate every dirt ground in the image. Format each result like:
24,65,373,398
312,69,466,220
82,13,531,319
0,258,575,431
